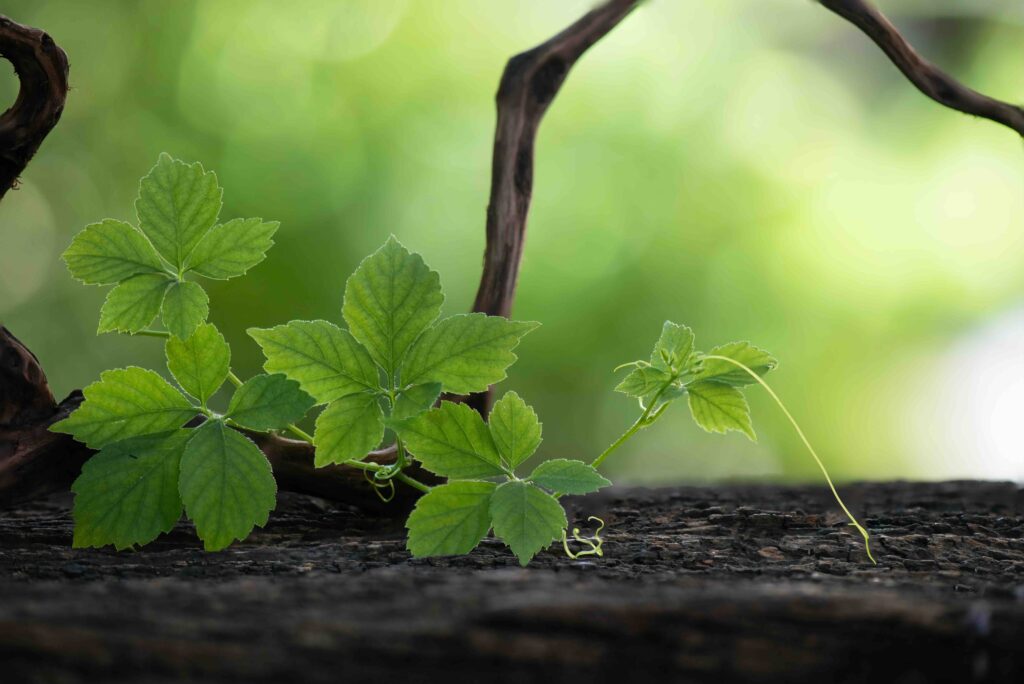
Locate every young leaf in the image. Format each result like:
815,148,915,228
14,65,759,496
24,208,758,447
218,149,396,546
395,401,505,479
51,367,195,449
342,236,443,376
161,280,209,339
615,366,672,398
226,373,315,432
313,393,385,466
400,314,539,394
488,391,541,469
650,321,695,371
165,322,230,404
406,481,496,558
693,341,777,387
184,217,279,280
248,320,379,404
528,459,610,495
71,431,190,550
97,273,171,334
686,381,756,440
489,481,567,566
135,154,223,268
178,420,276,552
62,219,166,285
391,382,442,421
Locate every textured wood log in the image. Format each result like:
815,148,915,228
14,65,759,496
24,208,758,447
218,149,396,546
0,481,1020,683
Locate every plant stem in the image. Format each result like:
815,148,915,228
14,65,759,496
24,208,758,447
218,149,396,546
227,370,244,389
589,383,668,470
135,329,171,339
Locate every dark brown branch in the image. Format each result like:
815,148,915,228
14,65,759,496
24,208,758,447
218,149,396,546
819,0,1024,136
0,15,70,198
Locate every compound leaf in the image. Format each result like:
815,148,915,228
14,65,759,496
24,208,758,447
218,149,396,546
528,459,610,495
406,481,496,558
395,401,504,479
391,382,442,422
489,481,566,567
161,280,209,339
488,391,541,469
687,380,756,440
97,273,171,334
694,341,777,387
226,373,315,431
63,219,166,285
184,217,279,280
165,322,230,404
313,392,385,466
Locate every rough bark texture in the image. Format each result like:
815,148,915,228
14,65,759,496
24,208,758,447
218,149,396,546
0,481,1021,683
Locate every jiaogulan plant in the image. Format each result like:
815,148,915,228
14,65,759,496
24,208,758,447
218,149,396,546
53,155,873,565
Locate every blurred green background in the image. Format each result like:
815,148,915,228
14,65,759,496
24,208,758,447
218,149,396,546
1,0,1021,484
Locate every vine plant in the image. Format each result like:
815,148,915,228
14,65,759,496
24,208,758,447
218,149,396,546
53,155,873,565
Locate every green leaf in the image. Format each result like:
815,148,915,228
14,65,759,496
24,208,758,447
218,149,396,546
401,314,539,394
488,391,541,469
62,219,166,285
650,321,695,371
184,217,279,280
248,320,379,404
406,481,496,558
97,273,171,334
489,481,567,566
528,459,610,495
51,367,195,449
178,420,277,551
615,366,673,398
342,236,443,376
165,322,230,404
694,341,777,387
686,380,756,440
391,382,442,421
135,154,223,268
313,393,385,466
395,401,504,479
226,373,315,431
161,280,209,339
71,430,190,550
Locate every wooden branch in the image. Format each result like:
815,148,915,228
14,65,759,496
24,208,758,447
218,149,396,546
819,0,1024,136
0,15,70,198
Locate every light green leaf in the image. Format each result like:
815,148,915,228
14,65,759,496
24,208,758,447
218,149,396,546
490,481,567,567
135,153,223,268
184,217,279,280
97,273,171,334
161,280,209,339
687,381,756,440
226,373,315,431
165,322,230,404
401,314,539,394
488,391,541,469
179,420,276,551
313,393,385,466
341,236,443,376
650,321,695,371
406,481,496,558
391,382,442,421
51,367,195,449
395,401,504,479
615,366,673,398
248,320,380,404
528,459,610,495
62,219,166,285
71,431,190,550
694,341,777,387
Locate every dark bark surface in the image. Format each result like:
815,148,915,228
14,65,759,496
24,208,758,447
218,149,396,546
0,480,1020,683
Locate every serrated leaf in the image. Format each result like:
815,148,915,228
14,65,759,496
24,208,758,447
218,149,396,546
694,341,777,387
71,430,190,550
51,367,195,449
395,401,504,479
490,481,567,566
161,280,209,339
342,236,443,376
184,217,279,280
488,391,541,469
135,154,223,268
97,273,171,334
313,392,385,466
248,320,379,404
226,373,315,431
528,459,610,495
615,366,673,398
687,381,756,440
401,314,539,394
651,321,695,371
165,323,230,404
62,219,166,285
391,382,442,421
179,421,276,551
406,481,496,558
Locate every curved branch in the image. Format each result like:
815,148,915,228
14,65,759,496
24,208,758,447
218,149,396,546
0,15,70,198
819,0,1024,136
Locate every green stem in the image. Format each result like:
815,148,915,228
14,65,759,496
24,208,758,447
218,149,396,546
226,370,244,389
590,382,668,470
702,355,876,565
135,329,171,339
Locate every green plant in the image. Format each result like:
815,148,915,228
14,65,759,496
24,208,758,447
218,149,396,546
53,155,873,565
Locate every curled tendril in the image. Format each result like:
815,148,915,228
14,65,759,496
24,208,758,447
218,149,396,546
363,468,396,503
561,516,606,560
